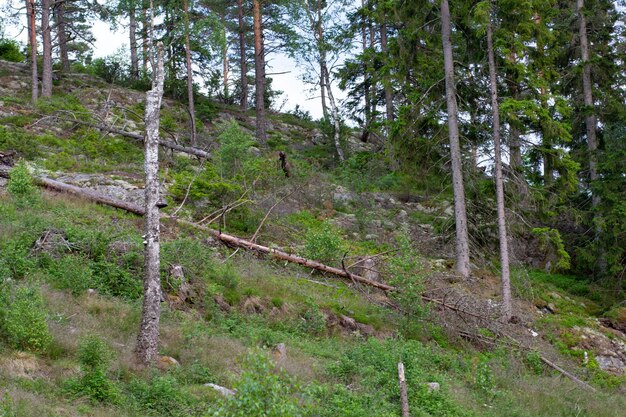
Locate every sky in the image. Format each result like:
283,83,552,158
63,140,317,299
0,0,342,120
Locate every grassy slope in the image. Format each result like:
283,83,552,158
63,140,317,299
0,61,625,416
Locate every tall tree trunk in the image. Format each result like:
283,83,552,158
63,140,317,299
380,20,393,123
130,5,139,80
26,0,38,102
368,10,376,120
253,0,266,145
238,0,248,111
361,0,370,130
577,0,604,272
486,6,512,321
183,0,196,146
223,39,229,100
41,0,53,98
441,0,470,278
54,1,70,72
316,2,328,119
323,66,345,162
142,6,149,75
135,42,165,366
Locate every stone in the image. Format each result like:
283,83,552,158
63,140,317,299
156,356,180,370
365,234,379,241
204,383,236,397
546,303,558,314
213,294,231,312
426,382,440,392
396,210,409,223
332,186,356,205
339,315,358,331
356,323,375,337
248,146,261,157
271,343,287,363
242,296,265,314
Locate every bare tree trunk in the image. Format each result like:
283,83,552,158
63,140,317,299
398,363,410,417
130,5,139,80
54,1,70,72
135,41,166,366
238,0,248,111
223,39,229,100
316,2,328,119
577,0,604,272
26,0,38,102
142,6,149,75
323,66,345,162
183,0,196,146
380,21,393,123
486,6,512,321
441,0,470,278
41,0,53,98
361,0,370,130
253,0,266,145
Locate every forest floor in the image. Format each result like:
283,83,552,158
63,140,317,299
0,59,625,416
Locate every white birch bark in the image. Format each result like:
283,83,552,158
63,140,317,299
135,41,165,366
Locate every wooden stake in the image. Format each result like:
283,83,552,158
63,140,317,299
398,362,410,417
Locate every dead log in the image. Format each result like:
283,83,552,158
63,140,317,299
398,363,410,417
12,174,394,292
66,119,211,159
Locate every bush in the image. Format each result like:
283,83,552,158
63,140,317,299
0,39,24,62
1,286,51,353
210,350,303,417
303,222,347,264
128,374,191,417
7,160,40,207
65,335,119,403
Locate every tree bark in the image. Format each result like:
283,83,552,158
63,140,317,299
142,6,149,75
323,66,345,162
135,42,165,366
238,0,248,111
361,0,370,131
398,363,410,417
130,4,139,80
316,2,328,119
41,0,53,98
183,0,197,146
486,5,512,321
380,20,393,123
577,0,604,272
54,0,70,72
441,0,470,278
26,0,38,102
253,0,267,145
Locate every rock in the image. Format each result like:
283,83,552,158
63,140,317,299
271,343,287,364
356,323,375,337
595,356,625,374
396,210,409,223
339,315,358,331
87,288,98,296
156,356,180,370
355,257,379,282
365,234,379,241
248,146,261,157
443,206,453,216
107,240,136,259
332,186,356,205
426,382,440,392
204,383,236,397
213,294,231,312
546,303,558,314
242,296,265,314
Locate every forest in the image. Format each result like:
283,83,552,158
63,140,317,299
0,0,625,416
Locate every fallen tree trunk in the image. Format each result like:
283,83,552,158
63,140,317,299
13,174,394,291
66,119,211,159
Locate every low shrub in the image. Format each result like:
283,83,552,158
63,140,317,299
0,39,24,62
1,285,51,353
7,160,40,207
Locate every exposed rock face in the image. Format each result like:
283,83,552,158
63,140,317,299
55,173,145,206
576,327,626,374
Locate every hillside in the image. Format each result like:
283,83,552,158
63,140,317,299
0,59,625,416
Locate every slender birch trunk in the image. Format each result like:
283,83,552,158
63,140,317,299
183,0,197,146
41,0,53,98
486,5,512,321
135,41,165,366
253,0,267,145
26,0,38,102
323,66,345,162
441,0,470,278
